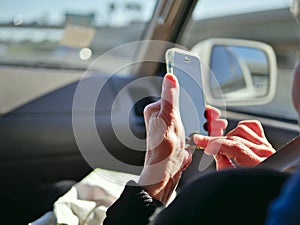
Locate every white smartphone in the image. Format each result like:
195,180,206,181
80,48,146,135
165,48,208,136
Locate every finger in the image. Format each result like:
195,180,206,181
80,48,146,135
206,119,228,136
143,100,161,129
226,124,271,147
238,120,266,138
205,139,263,166
194,133,275,158
193,133,222,149
159,74,180,117
226,136,275,158
248,145,275,157
214,154,235,170
205,105,222,120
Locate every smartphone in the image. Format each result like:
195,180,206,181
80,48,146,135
165,48,208,136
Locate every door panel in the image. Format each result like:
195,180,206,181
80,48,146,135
0,67,157,224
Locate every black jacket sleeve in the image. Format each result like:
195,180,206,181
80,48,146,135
103,180,163,225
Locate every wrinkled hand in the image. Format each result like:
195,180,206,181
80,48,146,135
194,120,275,170
138,74,192,204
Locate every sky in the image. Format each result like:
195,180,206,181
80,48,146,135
194,0,293,19
0,0,156,26
0,0,294,26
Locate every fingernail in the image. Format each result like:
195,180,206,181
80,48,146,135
164,74,177,86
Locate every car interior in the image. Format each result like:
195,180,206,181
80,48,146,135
1,0,300,224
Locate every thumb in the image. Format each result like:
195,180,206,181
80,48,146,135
193,133,217,148
160,74,180,115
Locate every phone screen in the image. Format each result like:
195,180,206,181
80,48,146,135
166,49,207,136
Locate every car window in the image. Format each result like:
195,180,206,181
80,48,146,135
0,0,156,71
180,0,299,121
0,0,157,115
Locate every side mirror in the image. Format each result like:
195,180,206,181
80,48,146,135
191,38,277,106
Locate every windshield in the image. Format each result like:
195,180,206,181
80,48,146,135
0,0,156,70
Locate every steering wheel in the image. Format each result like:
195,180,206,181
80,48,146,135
257,136,300,171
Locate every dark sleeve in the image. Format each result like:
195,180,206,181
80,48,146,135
103,180,163,225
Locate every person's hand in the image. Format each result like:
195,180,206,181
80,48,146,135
193,120,275,170
204,105,228,136
138,74,192,204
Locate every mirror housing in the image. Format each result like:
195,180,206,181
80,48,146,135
191,38,277,106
